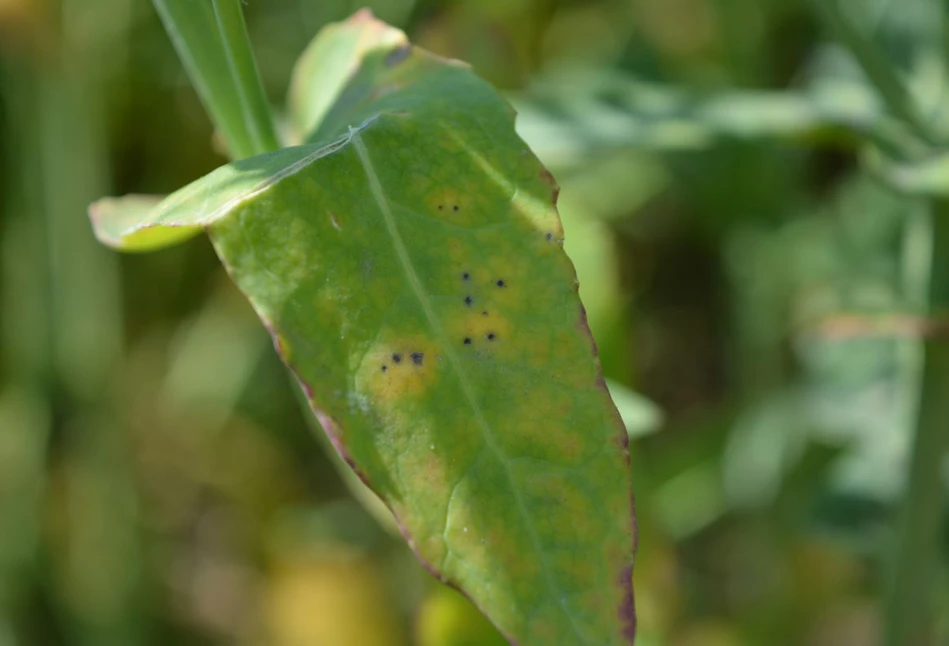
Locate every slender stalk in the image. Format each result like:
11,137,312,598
151,0,278,159
211,0,279,155
885,201,949,646
809,0,936,147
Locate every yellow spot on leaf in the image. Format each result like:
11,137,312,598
356,336,440,406
424,186,479,226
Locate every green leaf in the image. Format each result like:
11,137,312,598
512,66,907,163
864,146,949,196
287,8,405,143
90,13,636,646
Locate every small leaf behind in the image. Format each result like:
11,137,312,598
287,9,405,143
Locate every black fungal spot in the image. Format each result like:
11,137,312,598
381,365,388,372
546,232,554,241
482,311,489,317
462,272,470,281
487,333,496,341
463,337,472,345
496,280,506,288
411,352,424,365
465,296,473,306
438,204,444,211
452,205,459,212
392,353,402,363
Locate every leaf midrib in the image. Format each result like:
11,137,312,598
350,124,591,643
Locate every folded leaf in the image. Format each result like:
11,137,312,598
89,195,196,252
90,12,636,645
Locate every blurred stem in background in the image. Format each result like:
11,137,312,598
41,0,147,644
0,50,51,646
886,200,949,646
1,0,146,643
809,2,949,644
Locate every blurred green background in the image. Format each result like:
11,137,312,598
1,0,948,644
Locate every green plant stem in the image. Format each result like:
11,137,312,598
886,201,949,646
809,0,936,147
211,0,279,155
151,0,277,159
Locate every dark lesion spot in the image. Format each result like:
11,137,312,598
384,44,411,68
381,365,388,372
482,311,489,317
411,352,424,365
462,272,470,281
438,204,444,211
392,353,402,364
464,296,473,306
452,205,459,212
487,333,496,341
546,232,554,242
496,279,505,288
463,337,472,345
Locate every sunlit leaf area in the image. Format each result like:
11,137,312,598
1,0,948,645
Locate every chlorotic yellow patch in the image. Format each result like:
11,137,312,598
424,186,480,227
356,336,441,406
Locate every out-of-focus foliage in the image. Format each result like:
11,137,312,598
1,0,947,645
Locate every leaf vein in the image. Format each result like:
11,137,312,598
351,124,589,642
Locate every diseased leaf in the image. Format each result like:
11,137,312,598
90,13,636,645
